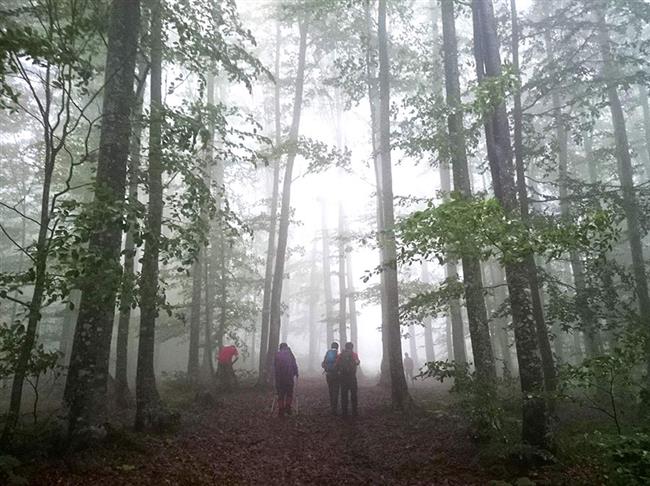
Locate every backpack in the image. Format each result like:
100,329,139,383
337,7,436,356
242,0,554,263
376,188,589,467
337,351,357,377
323,349,337,372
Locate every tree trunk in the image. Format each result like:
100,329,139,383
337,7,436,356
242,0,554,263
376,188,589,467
187,252,202,382
135,0,163,431
321,202,335,347
308,238,319,372
257,21,282,387
265,18,308,383
511,0,557,392
116,59,147,408
364,0,390,386
441,0,495,381
346,245,359,352
378,0,411,408
421,262,435,362
472,0,548,447
638,86,650,179
199,74,218,388
596,7,650,378
64,0,141,435
337,204,348,344
3,64,56,436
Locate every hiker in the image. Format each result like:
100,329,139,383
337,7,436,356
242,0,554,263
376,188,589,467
321,342,340,415
274,342,299,417
403,352,414,383
335,342,360,417
216,344,238,389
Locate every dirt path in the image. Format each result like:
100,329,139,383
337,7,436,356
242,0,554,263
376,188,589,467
30,378,492,485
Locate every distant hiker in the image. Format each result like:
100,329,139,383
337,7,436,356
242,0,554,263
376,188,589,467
216,344,238,389
321,342,340,415
403,352,414,383
335,342,360,417
274,343,299,417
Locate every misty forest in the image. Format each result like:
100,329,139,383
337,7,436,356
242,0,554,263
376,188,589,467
1,0,650,484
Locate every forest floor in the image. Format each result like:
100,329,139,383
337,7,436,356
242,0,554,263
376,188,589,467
23,377,582,485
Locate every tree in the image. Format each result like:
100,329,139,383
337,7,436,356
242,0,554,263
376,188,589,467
265,15,308,385
378,0,410,409
64,0,141,435
337,203,348,344
440,0,495,382
257,22,282,386
595,3,650,379
472,0,549,447
115,59,148,408
135,0,163,431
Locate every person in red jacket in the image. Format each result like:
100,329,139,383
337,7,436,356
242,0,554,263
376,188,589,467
335,342,360,417
216,344,238,389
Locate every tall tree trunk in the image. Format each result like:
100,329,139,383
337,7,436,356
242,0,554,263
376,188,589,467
421,262,436,362
487,261,514,375
3,64,56,436
364,0,390,386
337,204,348,344
308,237,319,372
116,59,147,408
257,21,282,386
378,0,411,408
638,86,650,179
199,74,218,388
64,0,141,435
346,245,359,351
135,0,163,430
441,0,495,381
472,0,548,447
265,18,308,383
596,7,650,378
511,0,557,392
321,202,335,347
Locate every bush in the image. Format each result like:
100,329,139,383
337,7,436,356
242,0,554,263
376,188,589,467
589,431,650,485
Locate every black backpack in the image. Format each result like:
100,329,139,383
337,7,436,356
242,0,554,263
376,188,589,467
337,350,357,377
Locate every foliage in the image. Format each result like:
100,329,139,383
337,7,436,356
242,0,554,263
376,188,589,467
419,360,518,442
0,323,59,382
585,431,650,485
398,195,619,265
558,331,646,434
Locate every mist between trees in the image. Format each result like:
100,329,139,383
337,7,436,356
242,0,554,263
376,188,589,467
1,0,650,484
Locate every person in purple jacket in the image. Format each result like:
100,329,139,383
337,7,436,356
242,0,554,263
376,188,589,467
274,342,299,417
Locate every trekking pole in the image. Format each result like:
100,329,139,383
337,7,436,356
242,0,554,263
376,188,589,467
294,378,299,414
270,395,277,415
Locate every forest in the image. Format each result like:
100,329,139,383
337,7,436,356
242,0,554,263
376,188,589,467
1,0,650,484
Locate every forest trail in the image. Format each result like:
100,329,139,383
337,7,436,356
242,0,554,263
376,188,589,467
29,378,491,485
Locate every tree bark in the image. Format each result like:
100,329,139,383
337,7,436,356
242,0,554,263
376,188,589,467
337,204,348,344
421,262,435,363
511,0,557,392
321,203,335,347
265,18,308,383
257,21,282,386
116,59,147,407
365,0,390,386
378,0,411,408
441,0,495,382
308,238,319,371
346,244,359,352
596,7,650,376
472,0,548,447
64,0,141,435
3,63,56,436
135,0,163,430
638,86,650,179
